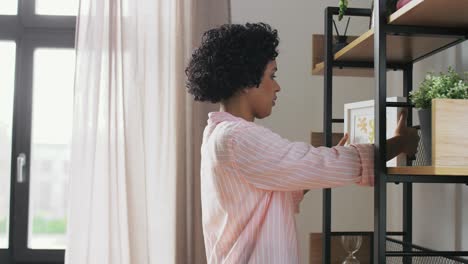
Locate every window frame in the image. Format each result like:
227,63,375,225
0,1,76,263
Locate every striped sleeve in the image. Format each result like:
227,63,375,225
230,123,374,191
352,143,374,186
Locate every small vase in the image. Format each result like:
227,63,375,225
418,109,432,166
397,0,412,10
333,36,349,54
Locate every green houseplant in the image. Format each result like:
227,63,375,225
410,67,468,109
338,0,349,21
409,67,468,164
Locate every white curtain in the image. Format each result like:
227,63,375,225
66,0,229,263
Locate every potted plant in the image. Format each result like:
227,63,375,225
338,0,349,21
409,67,468,165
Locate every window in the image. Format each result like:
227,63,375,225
0,1,76,263
0,41,16,250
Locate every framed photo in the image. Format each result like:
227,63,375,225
344,97,406,167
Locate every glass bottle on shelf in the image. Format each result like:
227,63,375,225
341,235,362,264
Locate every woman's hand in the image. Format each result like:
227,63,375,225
386,109,420,160
394,109,419,157
337,133,349,146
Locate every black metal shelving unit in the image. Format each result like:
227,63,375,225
320,0,468,263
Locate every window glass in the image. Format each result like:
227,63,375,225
35,0,78,16
0,41,16,249
29,48,75,249
0,0,17,15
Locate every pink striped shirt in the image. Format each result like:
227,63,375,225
201,111,374,264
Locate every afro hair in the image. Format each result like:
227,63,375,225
185,23,279,103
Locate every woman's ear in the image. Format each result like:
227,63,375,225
241,88,250,94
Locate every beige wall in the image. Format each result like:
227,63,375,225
231,0,467,263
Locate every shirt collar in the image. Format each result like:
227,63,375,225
208,111,244,124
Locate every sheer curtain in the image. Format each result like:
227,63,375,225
65,0,229,263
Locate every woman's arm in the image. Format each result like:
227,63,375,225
231,124,373,191
231,110,418,192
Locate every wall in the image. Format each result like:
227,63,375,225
231,1,468,263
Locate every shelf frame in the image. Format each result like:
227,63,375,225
373,1,388,262
312,0,468,77
321,6,334,264
320,1,468,263
402,63,413,264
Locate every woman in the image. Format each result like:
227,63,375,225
185,22,418,264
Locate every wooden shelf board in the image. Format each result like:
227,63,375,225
312,0,468,77
389,0,468,27
312,31,458,76
388,166,468,176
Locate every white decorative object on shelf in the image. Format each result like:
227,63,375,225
344,96,406,167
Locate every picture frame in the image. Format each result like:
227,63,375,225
344,97,406,167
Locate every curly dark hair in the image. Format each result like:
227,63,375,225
185,23,279,103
